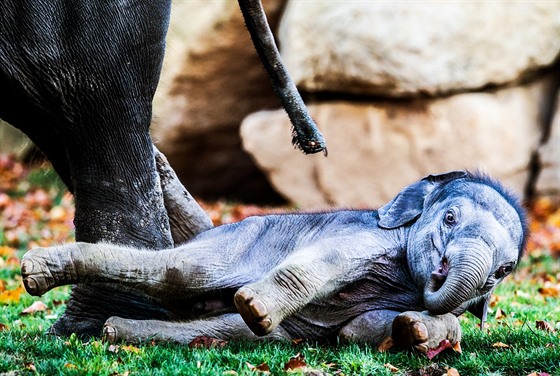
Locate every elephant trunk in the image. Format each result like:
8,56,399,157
424,245,492,315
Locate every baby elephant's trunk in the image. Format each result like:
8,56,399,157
423,244,492,314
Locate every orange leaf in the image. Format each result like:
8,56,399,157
0,285,24,304
246,362,270,373
377,336,394,352
121,345,141,354
538,286,559,298
447,368,461,376
283,353,307,371
0,246,16,257
384,363,400,373
21,301,48,315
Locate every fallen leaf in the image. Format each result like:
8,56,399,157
495,307,506,320
64,363,77,369
426,339,454,360
446,368,460,376
108,344,119,353
188,335,227,349
284,353,307,371
538,286,559,298
527,373,551,376
377,336,394,352
491,342,510,349
0,323,8,331
0,285,24,304
535,320,556,333
246,362,270,373
384,363,399,373
21,300,48,315
25,363,36,372
222,371,238,376
121,345,141,354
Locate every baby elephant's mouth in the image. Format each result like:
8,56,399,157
430,257,449,291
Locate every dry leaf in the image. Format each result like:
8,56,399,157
121,345,141,354
527,373,551,376
377,336,394,352
538,286,559,298
491,342,510,349
494,307,506,320
284,353,307,371
535,320,556,333
446,368,460,376
384,363,399,373
188,335,228,349
0,323,8,331
108,344,119,353
21,300,48,315
246,362,270,373
0,285,24,304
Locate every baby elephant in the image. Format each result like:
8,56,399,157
21,171,527,353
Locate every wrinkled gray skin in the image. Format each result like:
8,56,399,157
21,171,527,350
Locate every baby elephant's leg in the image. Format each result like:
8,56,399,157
102,314,292,344
234,250,345,336
20,244,85,296
338,310,400,347
391,311,461,357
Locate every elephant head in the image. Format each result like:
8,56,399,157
378,171,528,324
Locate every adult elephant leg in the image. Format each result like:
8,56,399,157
1,0,177,336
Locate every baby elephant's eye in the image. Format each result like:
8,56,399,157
495,264,514,279
444,210,457,226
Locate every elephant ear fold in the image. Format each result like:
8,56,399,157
377,171,468,229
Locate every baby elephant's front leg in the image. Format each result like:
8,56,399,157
392,311,462,358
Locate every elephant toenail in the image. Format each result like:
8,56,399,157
252,300,267,318
103,325,117,342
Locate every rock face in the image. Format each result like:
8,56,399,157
151,0,286,202
241,79,548,208
279,1,560,96
151,0,558,204
536,90,560,198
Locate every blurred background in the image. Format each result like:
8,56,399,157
1,0,559,208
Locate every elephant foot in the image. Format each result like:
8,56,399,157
103,316,133,343
234,287,279,336
391,311,462,359
48,284,172,338
21,247,74,296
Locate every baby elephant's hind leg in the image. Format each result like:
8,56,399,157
102,314,292,344
234,254,340,336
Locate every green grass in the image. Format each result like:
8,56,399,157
1,256,558,376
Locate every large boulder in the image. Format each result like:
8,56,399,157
151,0,286,202
279,1,560,97
241,78,550,208
536,89,560,198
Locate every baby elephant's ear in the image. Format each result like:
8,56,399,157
377,171,468,229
